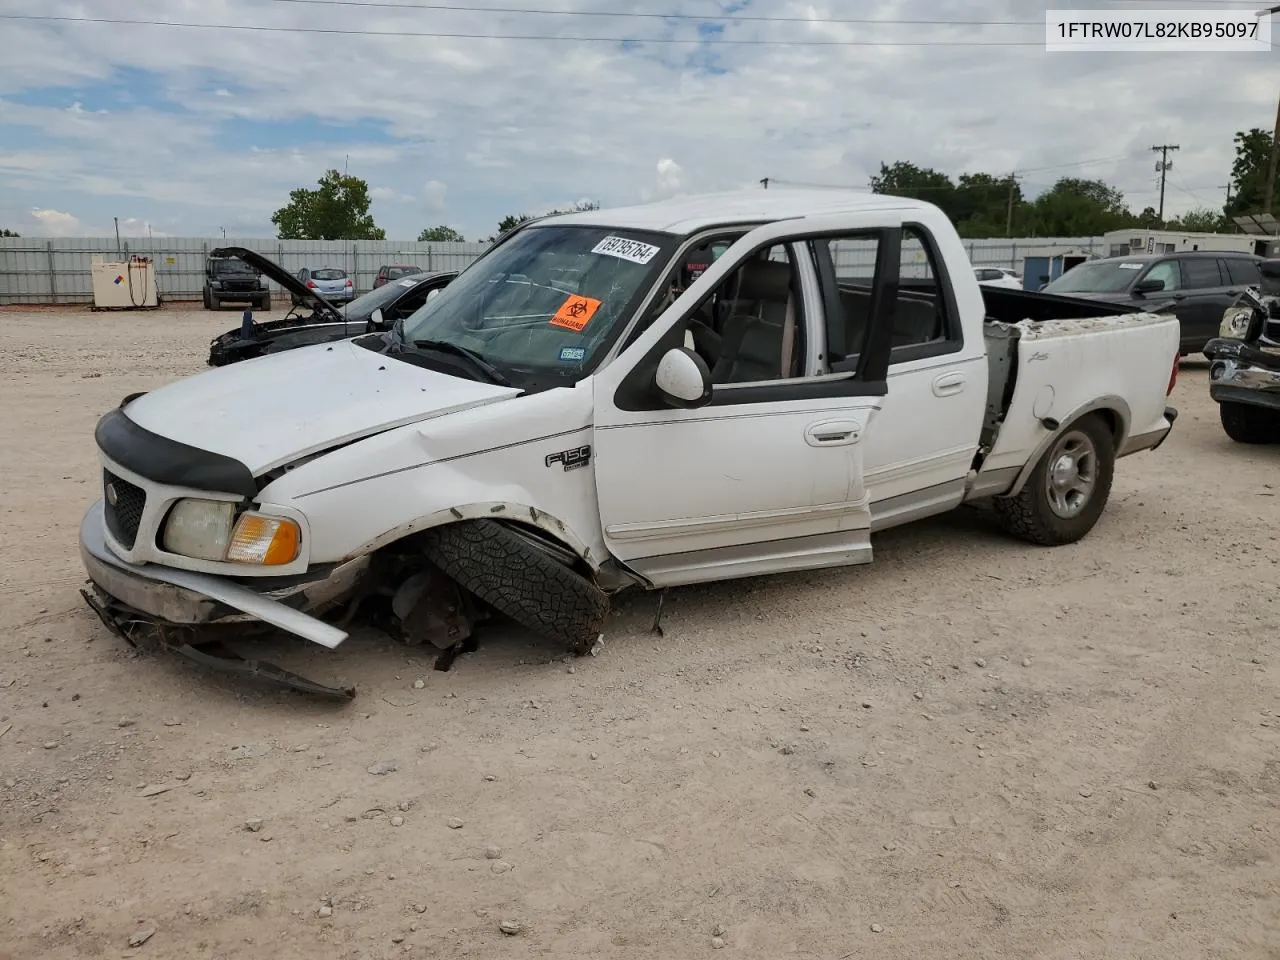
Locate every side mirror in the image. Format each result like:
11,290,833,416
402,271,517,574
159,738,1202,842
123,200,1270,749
425,288,441,302
370,307,385,328
1133,278,1166,295
654,346,712,408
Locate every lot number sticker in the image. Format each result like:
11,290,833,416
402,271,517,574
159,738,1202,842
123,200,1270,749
549,294,603,332
592,235,660,265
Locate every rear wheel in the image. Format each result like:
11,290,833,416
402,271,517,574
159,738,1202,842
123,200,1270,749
257,293,272,311
1220,401,1280,444
993,414,1116,546
422,520,609,654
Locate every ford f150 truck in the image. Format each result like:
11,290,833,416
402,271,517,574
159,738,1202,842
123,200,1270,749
78,189,1180,695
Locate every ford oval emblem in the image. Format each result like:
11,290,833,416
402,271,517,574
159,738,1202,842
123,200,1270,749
105,482,118,507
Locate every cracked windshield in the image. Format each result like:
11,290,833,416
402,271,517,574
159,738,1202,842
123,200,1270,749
398,224,674,380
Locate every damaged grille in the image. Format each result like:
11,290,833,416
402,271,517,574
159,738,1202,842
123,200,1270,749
103,470,146,549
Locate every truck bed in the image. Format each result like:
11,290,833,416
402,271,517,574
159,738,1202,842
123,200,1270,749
974,288,1179,490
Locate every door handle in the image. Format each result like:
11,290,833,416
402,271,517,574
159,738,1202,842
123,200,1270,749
804,419,861,447
932,372,966,397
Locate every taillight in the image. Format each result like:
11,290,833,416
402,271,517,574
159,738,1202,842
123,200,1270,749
1167,355,1179,396
345,278,353,287
306,279,316,288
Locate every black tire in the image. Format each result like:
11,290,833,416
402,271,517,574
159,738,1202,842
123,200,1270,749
202,287,212,310
993,413,1116,546
1220,401,1280,444
421,519,609,654
257,293,272,311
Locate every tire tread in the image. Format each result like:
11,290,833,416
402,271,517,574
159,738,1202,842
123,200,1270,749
422,520,608,653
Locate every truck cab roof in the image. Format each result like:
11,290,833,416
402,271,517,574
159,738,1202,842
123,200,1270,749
540,188,932,236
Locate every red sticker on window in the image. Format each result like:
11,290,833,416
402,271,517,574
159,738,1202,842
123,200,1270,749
549,294,603,333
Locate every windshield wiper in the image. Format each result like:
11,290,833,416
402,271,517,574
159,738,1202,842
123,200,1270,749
412,338,511,386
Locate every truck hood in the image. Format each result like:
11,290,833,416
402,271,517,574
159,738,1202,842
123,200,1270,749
211,245,341,319
122,339,521,475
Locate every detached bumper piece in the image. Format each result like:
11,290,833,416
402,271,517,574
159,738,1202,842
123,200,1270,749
79,500,362,700
80,584,355,700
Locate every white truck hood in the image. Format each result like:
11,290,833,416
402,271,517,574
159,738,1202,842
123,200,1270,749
122,339,520,474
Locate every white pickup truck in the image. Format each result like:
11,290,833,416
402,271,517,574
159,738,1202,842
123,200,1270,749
79,189,1181,692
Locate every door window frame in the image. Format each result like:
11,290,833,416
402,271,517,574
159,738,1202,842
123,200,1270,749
612,225,903,412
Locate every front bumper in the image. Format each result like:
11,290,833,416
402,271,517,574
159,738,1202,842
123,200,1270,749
79,500,367,649
1206,338,1280,411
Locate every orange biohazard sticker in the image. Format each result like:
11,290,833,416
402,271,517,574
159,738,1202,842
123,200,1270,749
549,294,603,333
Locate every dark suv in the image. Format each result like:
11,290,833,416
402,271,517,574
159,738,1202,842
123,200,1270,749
1042,250,1263,355
203,255,271,311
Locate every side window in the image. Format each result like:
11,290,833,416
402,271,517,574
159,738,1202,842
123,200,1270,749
1224,258,1261,287
695,244,806,385
621,231,747,354
1142,260,1180,291
815,225,960,369
1180,258,1223,289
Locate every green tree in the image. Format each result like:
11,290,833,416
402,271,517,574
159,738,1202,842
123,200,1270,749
1166,206,1230,232
870,161,956,215
271,169,386,240
417,225,465,242
1136,206,1163,229
953,172,1021,237
0,228,19,237
1025,177,1133,235
1225,127,1278,217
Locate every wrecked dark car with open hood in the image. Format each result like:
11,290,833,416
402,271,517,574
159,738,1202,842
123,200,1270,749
206,246,456,367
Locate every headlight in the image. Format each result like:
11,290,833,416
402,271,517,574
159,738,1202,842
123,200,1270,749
162,499,236,561
210,280,223,289
162,499,300,565
1220,306,1260,340
258,276,268,289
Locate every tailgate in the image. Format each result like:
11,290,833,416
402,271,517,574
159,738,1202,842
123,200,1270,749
977,311,1179,477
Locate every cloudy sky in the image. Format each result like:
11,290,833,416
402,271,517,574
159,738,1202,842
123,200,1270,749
0,0,1275,240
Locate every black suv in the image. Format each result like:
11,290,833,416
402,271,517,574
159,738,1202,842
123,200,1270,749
1042,250,1263,356
203,255,271,311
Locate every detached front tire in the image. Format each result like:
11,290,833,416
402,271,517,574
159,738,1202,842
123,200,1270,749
422,520,609,654
993,413,1115,546
1220,401,1280,444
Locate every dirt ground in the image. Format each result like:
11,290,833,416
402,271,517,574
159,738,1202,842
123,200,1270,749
1,303,1278,960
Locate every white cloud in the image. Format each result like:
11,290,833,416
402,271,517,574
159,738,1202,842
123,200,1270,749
30,208,87,237
423,180,448,214
0,0,1274,238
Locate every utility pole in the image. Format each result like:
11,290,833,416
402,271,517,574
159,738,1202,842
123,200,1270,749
1005,172,1020,236
1151,144,1180,222
113,217,121,257
1265,90,1280,215
1258,6,1280,214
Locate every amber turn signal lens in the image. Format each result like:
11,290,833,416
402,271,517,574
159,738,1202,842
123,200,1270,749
225,513,300,565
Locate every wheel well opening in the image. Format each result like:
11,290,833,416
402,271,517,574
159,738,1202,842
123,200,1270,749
1089,408,1123,450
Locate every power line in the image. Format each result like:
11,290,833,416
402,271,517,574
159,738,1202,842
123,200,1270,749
0,14,1055,44
242,0,1046,26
